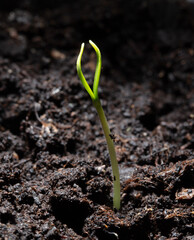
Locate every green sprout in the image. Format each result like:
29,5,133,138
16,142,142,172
76,40,120,210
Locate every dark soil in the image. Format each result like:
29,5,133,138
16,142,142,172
0,0,194,239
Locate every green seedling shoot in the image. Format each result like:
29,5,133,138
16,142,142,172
76,40,120,210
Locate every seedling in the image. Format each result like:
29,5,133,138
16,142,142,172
76,40,120,210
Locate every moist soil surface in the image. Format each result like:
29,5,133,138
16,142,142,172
0,1,194,239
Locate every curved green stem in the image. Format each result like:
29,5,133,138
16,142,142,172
93,99,120,210
76,40,121,210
